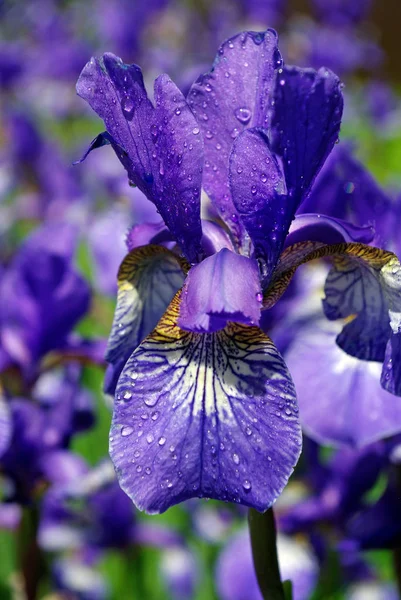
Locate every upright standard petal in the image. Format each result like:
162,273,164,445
178,248,262,333
271,66,343,206
105,245,186,394
229,127,289,282
187,29,281,240
76,55,204,263
110,293,301,514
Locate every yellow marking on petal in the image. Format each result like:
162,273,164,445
117,244,190,292
264,241,396,310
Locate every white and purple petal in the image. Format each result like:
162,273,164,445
110,294,301,513
76,55,203,262
323,248,401,362
178,248,262,333
187,29,280,240
105,246,186,394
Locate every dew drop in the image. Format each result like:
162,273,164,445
145,467,151,475
243,480,252,491
175,107,181,115
237,166,243,174
146,433,154,444
136,465,142,473
251,185,257,195
121,426,134,437
144,397,158,407
192,127,200,135
121,95,134,116
233,453,240,465
151,411,159,421
234,107,252,124
206,130,213,139
158,436,166,446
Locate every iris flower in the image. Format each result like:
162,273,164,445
77,30,401,513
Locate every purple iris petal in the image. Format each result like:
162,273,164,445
126,222,172,252
345,482,401,550
299,145,393,245
285,214,375,248
105,247,185,395
271,65,343,206
0,392,11,458
381,333,401,396
178,248,262,333
110,305,301,513
323,250,401,362
160,547,199,600
216,529,318,600
0,504,21,530
76,55,204,263
52,558,108,600
0,224,90,370
229,127,288,281
285,321,401,447
187,29,280,240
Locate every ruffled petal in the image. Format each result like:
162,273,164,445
77,55,204,262
110,293,301,513
187,29,281,241
271,66,343,205
178,248,262,333
105,245,186,394
285,320,401,447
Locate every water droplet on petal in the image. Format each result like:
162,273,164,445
121,95,134,116
121,426,134,437
233,453,240,465
146,433,154,444
234,107,252,124
192,127,200,135
243,480,252,491
158,437,166,446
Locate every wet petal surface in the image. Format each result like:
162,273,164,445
77,55,204,262
187,29,280,241
110,294,301,513
271,66,343,206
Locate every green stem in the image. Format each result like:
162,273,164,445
18,506,44,600
392,546,401,600
248,507,285,600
